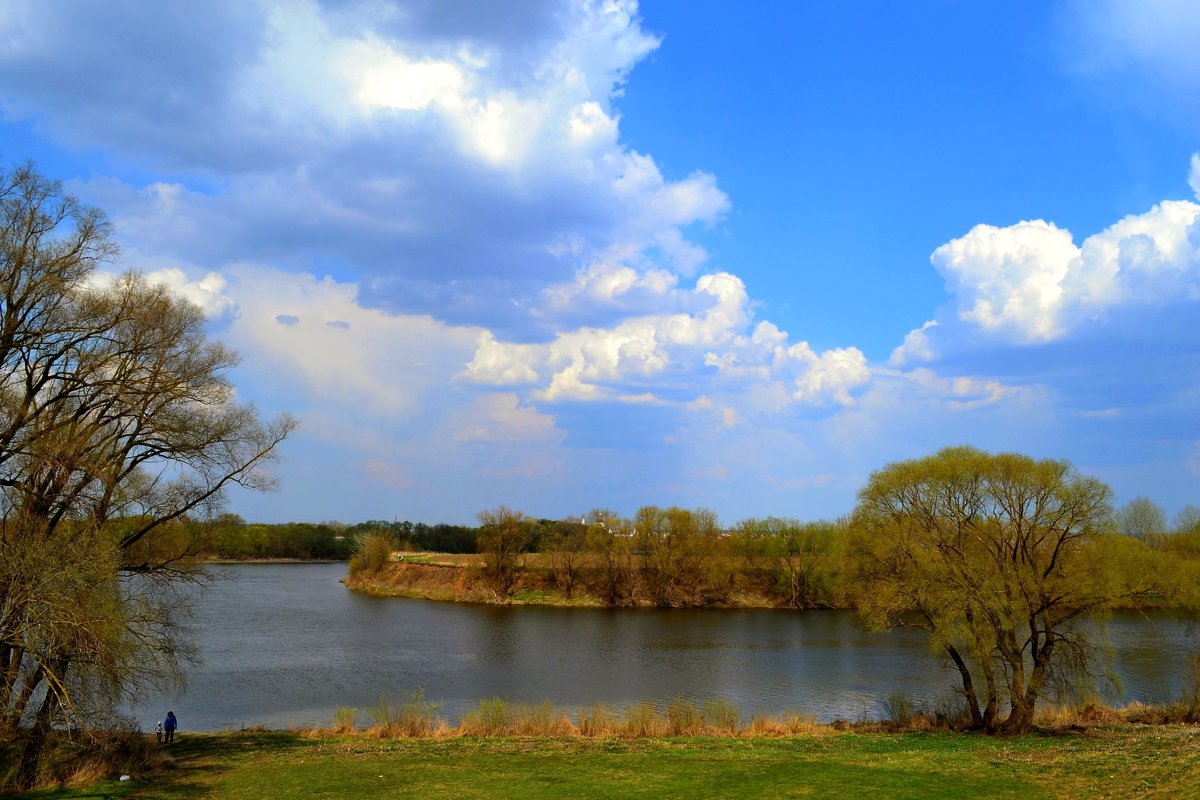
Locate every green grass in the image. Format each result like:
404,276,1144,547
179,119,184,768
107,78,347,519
12,726,1200,800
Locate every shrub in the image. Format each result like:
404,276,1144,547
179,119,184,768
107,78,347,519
667,697,701,736
349,531,394,577
701,699,742,735
461,698,509,736
332,706,359,733
577,703,619,737
509,701,575,736
881,692,914,729
622,703,666,737
367,690,440,738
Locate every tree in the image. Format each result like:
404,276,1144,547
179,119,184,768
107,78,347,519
635,506,728,607
584,509,636,606
476,506,533,600
734,517,842,609
1173,504,1200,535
1115,496,1167,542
0,162,293,782
547,517,588,599
846,446,1171,734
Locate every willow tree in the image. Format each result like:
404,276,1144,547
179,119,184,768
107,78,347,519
476,506,534,600
635,506,729,607
846,446,1170,735
0,162,294,775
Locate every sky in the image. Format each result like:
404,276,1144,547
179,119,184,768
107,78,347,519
1,0,1198,526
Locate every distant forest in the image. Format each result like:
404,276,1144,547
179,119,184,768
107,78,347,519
202,493,1200,564
199,516,486,560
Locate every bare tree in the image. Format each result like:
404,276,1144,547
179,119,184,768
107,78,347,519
476,506,534,600
1115,496,1167,543
547,517,588,598
0,162,294,783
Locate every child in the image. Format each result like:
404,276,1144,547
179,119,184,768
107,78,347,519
155,721,163,743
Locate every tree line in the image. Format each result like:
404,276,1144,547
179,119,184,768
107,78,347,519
348,491,1200,615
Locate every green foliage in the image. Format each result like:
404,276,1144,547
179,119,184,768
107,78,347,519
635,506,730,607
732,517,844,608
200,516,352,561
845,445,1183,735
344,520,479,554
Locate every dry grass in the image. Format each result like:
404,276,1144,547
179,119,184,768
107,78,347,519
63,758,111,788
316,690,1200,743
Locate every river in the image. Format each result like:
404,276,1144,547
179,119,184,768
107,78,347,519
128,563,1200,732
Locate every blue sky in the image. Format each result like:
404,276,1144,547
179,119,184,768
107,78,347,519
1,0,1198,526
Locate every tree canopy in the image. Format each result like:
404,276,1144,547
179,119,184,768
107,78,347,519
845,446,1175,734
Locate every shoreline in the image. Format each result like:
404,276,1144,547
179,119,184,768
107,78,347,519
341,555,1188,613
342,557,805,609
202,558,348,564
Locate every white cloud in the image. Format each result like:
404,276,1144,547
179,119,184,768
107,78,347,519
932,219,1078,342
464,271,874,409
922,163,1200,346
464,272,752,401
225,266,482,417
790,345,871,406
451,393,563,445
889,319,938,366
539,261,679,316
4,1,723,339
89,267,237,318
1071,0,1200,88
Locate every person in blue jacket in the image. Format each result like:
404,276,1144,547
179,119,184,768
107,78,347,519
163,711,178,743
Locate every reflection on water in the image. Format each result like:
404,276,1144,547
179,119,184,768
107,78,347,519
128,563,1200,732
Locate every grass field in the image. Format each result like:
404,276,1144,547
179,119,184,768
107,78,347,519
13,726,1199,799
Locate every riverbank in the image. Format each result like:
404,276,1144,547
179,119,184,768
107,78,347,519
204,558,347,564
343,553,803,608
14,725,1200,799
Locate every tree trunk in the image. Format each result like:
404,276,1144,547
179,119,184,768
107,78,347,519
945,644,984,729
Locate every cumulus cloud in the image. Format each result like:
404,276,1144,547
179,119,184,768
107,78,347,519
1,0,723,338
889,320,938,366
912,161,1200,348
464,272,873,408
88,267,237,318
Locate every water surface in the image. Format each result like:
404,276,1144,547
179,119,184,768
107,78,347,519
129,563,1199,732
